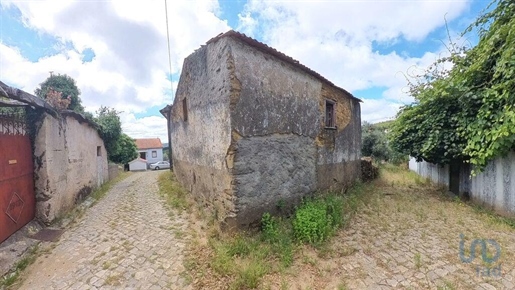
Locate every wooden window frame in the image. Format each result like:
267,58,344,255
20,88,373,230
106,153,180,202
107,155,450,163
325,99,336,129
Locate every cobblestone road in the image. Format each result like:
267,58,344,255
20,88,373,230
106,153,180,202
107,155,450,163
261,168,515,290
19,171,191,290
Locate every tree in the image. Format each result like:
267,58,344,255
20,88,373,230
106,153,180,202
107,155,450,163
110,134,138,164
35,73,84,112
390,0,515,172
95,106,122,161
362,122,390,161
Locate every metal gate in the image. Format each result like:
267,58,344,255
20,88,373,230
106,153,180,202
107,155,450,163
0,109,35,243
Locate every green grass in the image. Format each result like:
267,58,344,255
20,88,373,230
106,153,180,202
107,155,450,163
0,245,39,289
203,181,371,288
157,171,189,211
414,253,422,269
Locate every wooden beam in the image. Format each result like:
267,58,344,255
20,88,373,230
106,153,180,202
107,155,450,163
0,81,56,113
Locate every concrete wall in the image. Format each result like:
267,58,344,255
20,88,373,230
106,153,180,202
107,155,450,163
129,160,147,171
409,157,449,186
108,163,119,181
409,154,515,216
33,112,108,224
170,37,235,222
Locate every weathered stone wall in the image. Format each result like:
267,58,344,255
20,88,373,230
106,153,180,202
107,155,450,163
33,112,108,224
316,84,362,191
169,38,236,223
227,38,361,226
169,35,361,228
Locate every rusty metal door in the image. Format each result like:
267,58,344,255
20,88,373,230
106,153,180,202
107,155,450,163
0,109,35,243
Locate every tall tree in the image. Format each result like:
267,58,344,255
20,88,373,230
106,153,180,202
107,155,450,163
95,106,122,160
35,73,84,112
110,134,138,164
362,122,390,161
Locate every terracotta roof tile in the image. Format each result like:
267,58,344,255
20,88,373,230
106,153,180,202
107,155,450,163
206,30,362,102
134,138,162,150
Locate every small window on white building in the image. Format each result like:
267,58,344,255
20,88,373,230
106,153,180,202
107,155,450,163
97,146,101,156
152,151,157,158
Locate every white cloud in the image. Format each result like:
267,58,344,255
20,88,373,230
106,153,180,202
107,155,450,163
238,0,470,121
120,113,168,142
361,98,402,124
1,0,230,138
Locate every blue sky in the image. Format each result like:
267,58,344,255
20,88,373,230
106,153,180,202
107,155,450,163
0,0,493,140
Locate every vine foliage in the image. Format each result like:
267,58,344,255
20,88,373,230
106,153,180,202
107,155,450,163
390,0,515,172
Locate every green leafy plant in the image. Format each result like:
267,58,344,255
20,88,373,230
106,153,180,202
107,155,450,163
390,0,515,173
293,199,334,244
261,212,279,242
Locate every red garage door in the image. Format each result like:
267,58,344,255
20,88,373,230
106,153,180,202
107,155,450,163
0,109,35,243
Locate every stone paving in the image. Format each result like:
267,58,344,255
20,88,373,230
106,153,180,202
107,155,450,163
262,170,515,289
19,171,191,290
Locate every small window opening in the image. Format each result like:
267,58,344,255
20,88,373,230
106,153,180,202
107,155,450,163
140,152,146,160
182,98,188,121
325,100,335,128
97,146,101,156
152,151,157,158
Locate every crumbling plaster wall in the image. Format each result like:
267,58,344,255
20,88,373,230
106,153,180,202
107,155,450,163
33,112,108,224
316,84,362,192
170,38,235,222
227,38,361,226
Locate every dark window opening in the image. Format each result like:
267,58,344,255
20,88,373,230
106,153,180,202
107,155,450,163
97,146,101,156
140,152,146,160
325,100,335,128
182,98,188,121
152,151,157,158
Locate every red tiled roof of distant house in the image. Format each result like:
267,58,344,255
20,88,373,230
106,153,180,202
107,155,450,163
134,138,163,150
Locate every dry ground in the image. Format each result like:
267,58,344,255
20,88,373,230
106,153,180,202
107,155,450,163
184,165,515,290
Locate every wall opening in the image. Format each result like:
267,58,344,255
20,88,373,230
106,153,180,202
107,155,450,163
182,98,188,121
325,100,335,128
152,150,157,158
140,152,146,160
96,146,101,156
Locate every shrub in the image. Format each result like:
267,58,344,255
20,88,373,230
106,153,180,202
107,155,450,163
293,199,334,244
261,212,279,242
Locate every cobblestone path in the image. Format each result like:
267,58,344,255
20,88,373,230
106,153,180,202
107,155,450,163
19,171,190,290
261,169,515,290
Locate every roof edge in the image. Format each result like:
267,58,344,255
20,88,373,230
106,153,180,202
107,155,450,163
206,30,362,103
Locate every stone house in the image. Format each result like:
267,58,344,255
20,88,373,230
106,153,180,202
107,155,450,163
161,31,362,228
134,138,163,166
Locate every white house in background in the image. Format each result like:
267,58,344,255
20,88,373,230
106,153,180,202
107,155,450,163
134,138,163,166
129,158,148,171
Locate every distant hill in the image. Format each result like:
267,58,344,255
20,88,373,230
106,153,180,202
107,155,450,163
373,120,394,130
